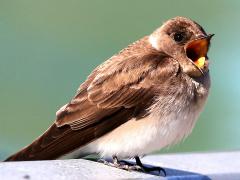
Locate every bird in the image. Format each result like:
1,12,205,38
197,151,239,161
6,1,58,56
5,16,213,174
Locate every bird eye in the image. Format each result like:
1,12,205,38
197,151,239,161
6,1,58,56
173,32,185,42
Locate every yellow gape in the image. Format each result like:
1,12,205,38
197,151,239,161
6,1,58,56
195,57,205,69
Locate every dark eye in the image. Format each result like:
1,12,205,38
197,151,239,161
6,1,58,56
173,32,185,42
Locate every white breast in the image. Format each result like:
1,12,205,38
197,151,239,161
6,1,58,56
74,104,202,159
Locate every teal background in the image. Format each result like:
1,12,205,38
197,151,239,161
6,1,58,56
0,0,239,160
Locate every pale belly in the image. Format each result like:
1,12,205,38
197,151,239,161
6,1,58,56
72,106,201,159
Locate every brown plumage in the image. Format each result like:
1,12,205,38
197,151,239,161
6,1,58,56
5,16,213,162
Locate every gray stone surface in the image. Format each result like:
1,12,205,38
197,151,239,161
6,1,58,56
0,151,239,179
0,159,156,180
141,151,240,180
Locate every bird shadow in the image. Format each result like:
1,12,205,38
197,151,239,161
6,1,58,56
84,157,211,179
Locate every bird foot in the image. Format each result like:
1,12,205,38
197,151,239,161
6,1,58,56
98,158,142,171
120,159,166,176
140,165,166,176
99,157,166,176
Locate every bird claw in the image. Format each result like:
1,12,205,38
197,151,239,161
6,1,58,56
120,159,166,176
98,158,142,171
99,157,166,176
140,165,166,176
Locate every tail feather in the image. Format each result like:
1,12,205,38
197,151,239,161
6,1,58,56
5,108,133,161
5,124,75,161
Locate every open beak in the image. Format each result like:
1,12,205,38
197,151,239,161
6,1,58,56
185,34,214,72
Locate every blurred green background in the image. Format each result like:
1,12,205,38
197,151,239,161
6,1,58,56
0,0,239,160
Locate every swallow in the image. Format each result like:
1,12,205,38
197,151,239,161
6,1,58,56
5,16,213,175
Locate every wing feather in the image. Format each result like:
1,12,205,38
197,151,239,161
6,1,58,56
5,37,180,161
56,46,167,129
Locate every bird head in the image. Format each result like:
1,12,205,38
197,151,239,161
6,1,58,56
149,16,214,78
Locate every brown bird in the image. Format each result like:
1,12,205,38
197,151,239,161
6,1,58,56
5,16,213,173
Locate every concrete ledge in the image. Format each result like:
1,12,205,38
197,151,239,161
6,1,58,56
0,151,239,179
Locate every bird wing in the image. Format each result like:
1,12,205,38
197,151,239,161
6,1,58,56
5,38,178,161
55,50,166,130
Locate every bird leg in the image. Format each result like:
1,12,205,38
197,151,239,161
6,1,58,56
135,156,166,176
99,156,166,176
100,155,142,171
